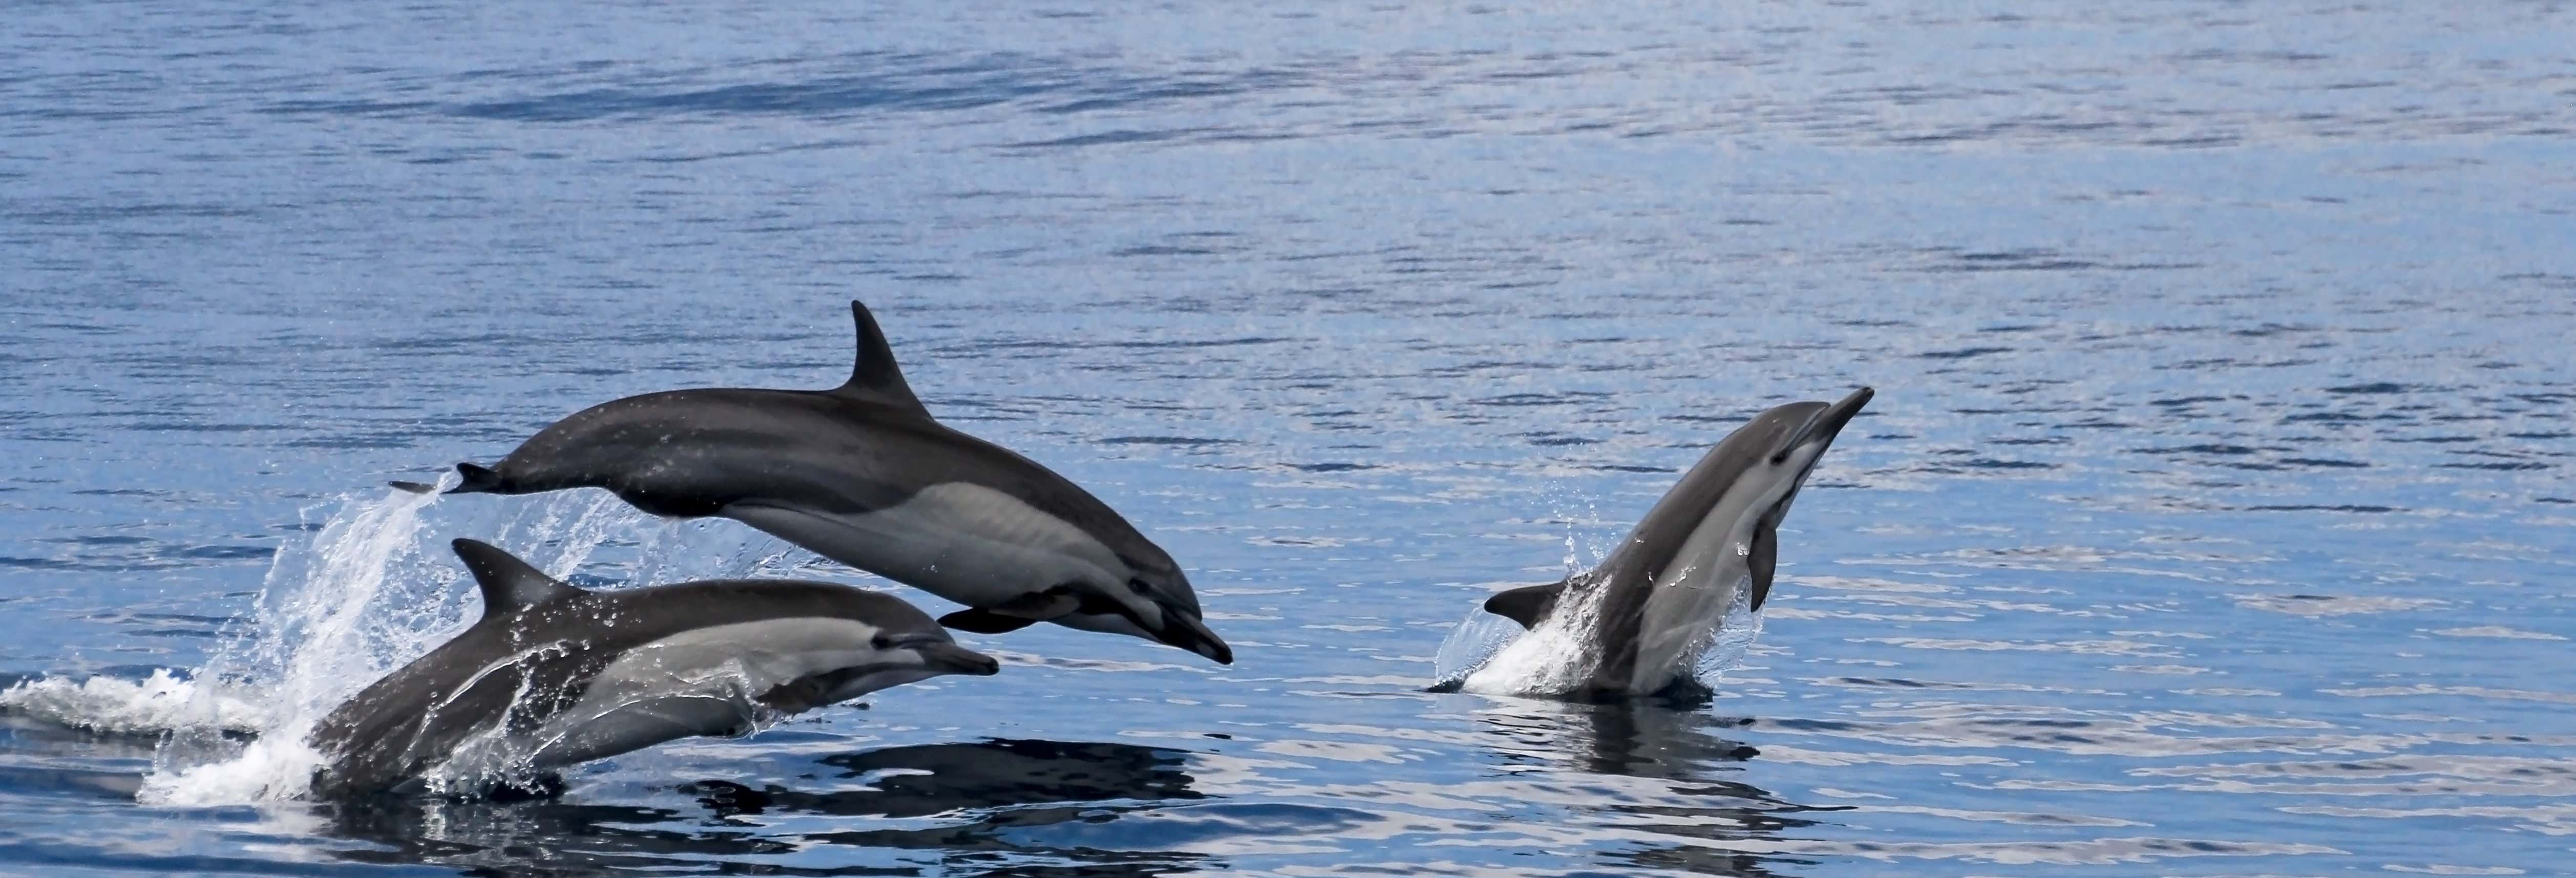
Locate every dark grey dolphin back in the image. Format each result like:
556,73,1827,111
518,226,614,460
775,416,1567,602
307,539,967,797
1486,401,1829,638
307,540,603,797
453,301,928,511
1580,401,1826,688
308,646,610,798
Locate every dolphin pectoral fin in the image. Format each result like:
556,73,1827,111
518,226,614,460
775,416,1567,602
755,675,835,714
987,588,1084,620
1748,522,1778,612
938,609,1041,634
1484,580,1571,629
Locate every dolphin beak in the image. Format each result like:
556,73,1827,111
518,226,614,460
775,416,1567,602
1773,386,1875,462
914,641,1001,676
1158,610,1234,665
1818,386,1874,438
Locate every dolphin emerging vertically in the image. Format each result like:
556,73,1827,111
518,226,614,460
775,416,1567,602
1465,388,1873,699
423,302,1232,665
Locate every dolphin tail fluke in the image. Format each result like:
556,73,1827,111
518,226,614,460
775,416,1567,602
938,609,1040,634
387,480,437,495
1484,579,1570,629
449,462,506,495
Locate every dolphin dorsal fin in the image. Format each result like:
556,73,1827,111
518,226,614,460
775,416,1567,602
829,300,927,414
451,539,581,618
1484,579,1571,630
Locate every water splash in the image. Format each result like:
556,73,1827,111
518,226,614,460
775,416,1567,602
0,669,265,736
139,484,453,804
1437,580,1766,698
1432,487,1767,697
118,482,798,806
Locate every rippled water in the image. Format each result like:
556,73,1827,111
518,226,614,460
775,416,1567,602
5,1,2573,874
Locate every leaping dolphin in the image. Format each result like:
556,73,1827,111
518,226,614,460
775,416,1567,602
309,539,999,798
419,302,1232,665
1466,387,1873,698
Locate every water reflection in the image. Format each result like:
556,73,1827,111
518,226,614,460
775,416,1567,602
1468,696,1839,877
693,739,1206,874
302,739,1211,876
689,738,1205,819
319,798,761,876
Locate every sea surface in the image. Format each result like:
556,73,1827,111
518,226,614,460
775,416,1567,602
4,1,2574,875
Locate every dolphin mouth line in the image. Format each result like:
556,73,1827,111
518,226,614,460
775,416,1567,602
1771,386,1875,463
1155,607,1234,666
913,641,1003,676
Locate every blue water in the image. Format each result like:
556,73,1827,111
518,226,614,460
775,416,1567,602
5,0,2574,874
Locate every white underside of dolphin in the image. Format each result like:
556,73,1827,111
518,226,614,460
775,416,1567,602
440,618,945,781
724,482,1169,639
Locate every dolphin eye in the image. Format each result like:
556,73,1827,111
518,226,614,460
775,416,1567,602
870,635,892,650
1128,577,1153,595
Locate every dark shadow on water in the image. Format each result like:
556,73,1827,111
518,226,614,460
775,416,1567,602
690,738,1208,875
312,738,1209,877
687,738,1205,819
1470,697,1843,877
3,694,1211,876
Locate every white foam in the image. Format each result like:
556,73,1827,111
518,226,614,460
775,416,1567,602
1437,521,1769,698
1456,575,1617,696
142,736,328,805
126,480,795,806
0,669,268,736
1447,582,1765,697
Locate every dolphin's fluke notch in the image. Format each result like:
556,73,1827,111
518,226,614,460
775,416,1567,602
1485,580,1570,630
451,538,580,615
831,300,926,414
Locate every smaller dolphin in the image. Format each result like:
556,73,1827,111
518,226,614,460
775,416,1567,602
1467,387,1873,699
307,539,998,798
421,302,1232,665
